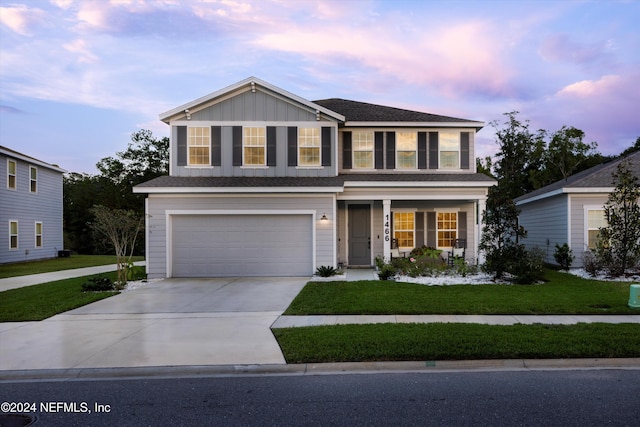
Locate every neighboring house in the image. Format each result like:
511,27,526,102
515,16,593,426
134,77,496,278
515,150,640,268
0,146,66,264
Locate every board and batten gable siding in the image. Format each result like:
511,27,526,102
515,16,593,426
169,89,338,178
338,129,476,174
568,194,610,268
518,194,569,265
145,194,335,278
0,155,63,264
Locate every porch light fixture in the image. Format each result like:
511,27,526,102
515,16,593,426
320,213,328,221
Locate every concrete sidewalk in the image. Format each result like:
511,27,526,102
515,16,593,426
0,261,146,292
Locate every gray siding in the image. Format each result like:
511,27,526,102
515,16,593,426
190,90,318,122
145,194,335,278
1,154,64,264
518,195,569,265
569,194,609,268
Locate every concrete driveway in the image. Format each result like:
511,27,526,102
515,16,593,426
0,277,308,371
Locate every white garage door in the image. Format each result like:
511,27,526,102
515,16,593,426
171,214,313,277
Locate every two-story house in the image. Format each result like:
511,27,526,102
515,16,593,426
134,77,496,278
1,146,65,264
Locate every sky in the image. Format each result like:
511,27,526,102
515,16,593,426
1,0,639,174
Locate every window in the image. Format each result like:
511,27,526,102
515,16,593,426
440,132,460,169
587,209,607,249
29,166,37,192
396,132,417,169
394,212,415,248
9,221,18,250
243,127,266,166
437,212,457,248
7,160,16,189
187,127,210,165
298,128,321,166
35,222,43,248
352,131,374,169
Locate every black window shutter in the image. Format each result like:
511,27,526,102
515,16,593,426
428,132,439,169
267,126,277,166
211,126,221,166
232,126,242,166
287,127,297,167
460,132,470,169
375,132,384,169
458,211,467,242
386,132,396,169
418,132,427,169
415,212,425,247
177,126,187,166
342,131,352,169
321,127,331,166
426,212,436,247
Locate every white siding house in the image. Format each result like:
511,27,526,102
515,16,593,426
1,146,65,264
134,77,496,278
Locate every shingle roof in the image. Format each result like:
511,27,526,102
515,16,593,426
515,150,640,203
313,98,483,126
0,145,66,173
135,173,495,191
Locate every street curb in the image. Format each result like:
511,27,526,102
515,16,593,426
2,358,639,381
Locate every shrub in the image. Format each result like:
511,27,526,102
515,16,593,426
553,243,574,270
127,264,147,281
409,246,443,259
451,257,478,277
509,247,546,284
315,265,337,277
377,264,397,281
583,250,601,277
82,275,115,292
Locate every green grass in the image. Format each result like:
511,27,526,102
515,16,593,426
0,255,144,278
284,270,638,315
0,273,119,321
273,323,640,363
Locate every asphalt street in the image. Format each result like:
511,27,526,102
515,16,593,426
2,369,639,426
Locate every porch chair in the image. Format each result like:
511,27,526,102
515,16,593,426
390,238,405,260
447,239,466,267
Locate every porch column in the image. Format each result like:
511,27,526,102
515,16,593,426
477,197,486,264
383,199,391,262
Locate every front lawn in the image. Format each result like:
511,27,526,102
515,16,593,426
273,323,640,363
284,270,637,315
0,273,118,322
0,255,145,278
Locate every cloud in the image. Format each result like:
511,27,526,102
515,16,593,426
0,4,46,36
253,18,514,100
0,105,27,114
63,38,99,64
539,33,612,65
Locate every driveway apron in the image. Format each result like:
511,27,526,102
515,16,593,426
0,277,308,371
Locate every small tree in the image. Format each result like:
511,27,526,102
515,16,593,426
596,158,640,276
479,185,528,279
90,205,144,288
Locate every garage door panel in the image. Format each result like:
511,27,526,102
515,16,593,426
172,214,312,277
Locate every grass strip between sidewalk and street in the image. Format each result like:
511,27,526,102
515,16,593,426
273,323,640,364
0,255,145,278
284,270,638,315
0,273,119,322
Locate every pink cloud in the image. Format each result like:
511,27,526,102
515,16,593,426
539,33,612,65
0,4,46,36
253,18,514,99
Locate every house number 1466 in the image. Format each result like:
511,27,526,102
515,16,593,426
384,214,390,242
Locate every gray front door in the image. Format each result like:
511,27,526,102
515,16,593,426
348,204,371,266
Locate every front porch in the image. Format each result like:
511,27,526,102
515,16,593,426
336,194,487,268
